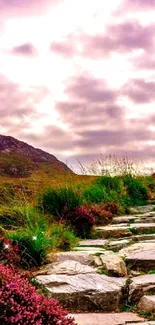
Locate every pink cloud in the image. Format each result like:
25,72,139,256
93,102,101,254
50,42,76,57
124,0,155,10
122,79,155,103
0,0,62,17
66,75,117,102
50,21,155,59
12,43,37,56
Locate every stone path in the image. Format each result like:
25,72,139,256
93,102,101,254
35,205,155,324
70,312,145,325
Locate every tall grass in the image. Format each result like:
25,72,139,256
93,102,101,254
39,186,82,219
77,154,142,176
7,205,78,268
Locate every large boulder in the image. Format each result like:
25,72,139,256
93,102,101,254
36,273,126,312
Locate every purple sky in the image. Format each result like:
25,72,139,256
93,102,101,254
0,0,155,169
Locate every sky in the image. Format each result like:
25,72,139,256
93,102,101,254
0,0,155,171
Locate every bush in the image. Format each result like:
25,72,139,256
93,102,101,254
8,206,78,268
0,264,76,325
63,206,95,238
47,223,78,252
103,202,119,215
0,237,20,266
123,176,149,206
83,185,108,203
40,187,82,220
89,204,113,225
95,176,123,193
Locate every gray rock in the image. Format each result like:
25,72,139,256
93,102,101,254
129,323,155,325
138,295,155,311
119,242,155,272
70,312,144,325
99,251,127,277
107,239,132,251
74,247,106,254
97,223,155,238
47,251,94,266
36,273,126,312
113,213,155,225
79,239,108,247
129,274,155,303
97,224,132,238
130,205,155,213
37,260,96,275
94,256,103,267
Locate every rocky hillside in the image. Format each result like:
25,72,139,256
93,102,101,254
0,135,72,177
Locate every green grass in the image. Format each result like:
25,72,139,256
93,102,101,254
7,205,78,268
149,270,155,274
39,186,82,219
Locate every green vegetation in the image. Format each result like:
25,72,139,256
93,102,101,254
7,205,78,268
39,186,82,219
149,270,155,274
0,154,155,270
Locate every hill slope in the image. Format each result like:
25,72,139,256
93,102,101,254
0,135,72,177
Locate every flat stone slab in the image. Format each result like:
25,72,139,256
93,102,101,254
130,205,155,213
47,251,95,266
36,273,126,312
79,239,108,247
119,242,155,256
70,313,144,325
74,247,106,253
129,274,155,302
122,234,155,242
107,239,132,251
97,224,132,238
129,323,155,325
119,242,155,271
113,213,155,224
138,295,155,311
97,223,155,238
35,260,96,276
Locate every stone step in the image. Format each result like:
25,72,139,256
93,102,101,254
112,213,155,225
36,272,126,312
119,242,155,272
79,239,108,247
130,205,155,214
107,237,155,251
138,295,155,312
129,274,155,303
70,312,145,325
77,236,155,253
97,223,155,238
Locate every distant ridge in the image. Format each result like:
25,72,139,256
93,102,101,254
0,135,72,177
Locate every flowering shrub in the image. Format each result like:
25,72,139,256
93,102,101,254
63,205,95,238
103,202,119,215
89,204,113,225
0,264,76,325
0,231,20,266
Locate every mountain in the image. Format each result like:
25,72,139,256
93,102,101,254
0,135,72,177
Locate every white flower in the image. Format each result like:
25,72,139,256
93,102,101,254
32,236,37,240
4,244,9,249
